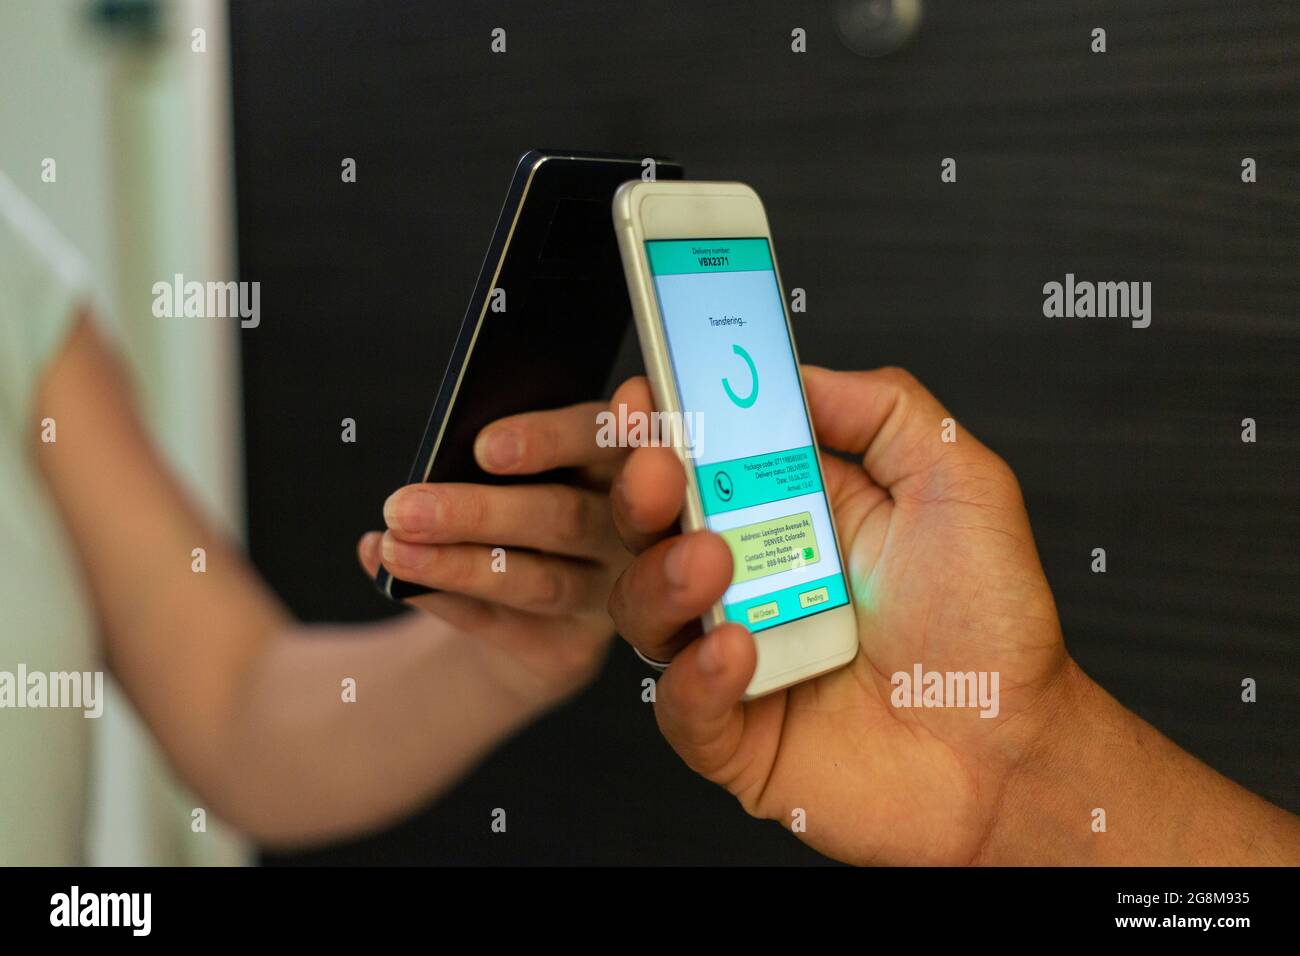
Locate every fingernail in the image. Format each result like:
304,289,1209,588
663,538,691,589
384,488,438,533
382,490,409,531
696,631,724,676
381,533,429,569
477,429,522,471
611,473,629,515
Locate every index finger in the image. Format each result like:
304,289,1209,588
475,400,623,476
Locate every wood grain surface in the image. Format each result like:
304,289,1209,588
230,0,1299,864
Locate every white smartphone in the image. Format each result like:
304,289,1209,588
612,180,859,698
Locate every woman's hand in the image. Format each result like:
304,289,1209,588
358,399,630,709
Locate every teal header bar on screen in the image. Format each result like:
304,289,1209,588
646,238,773,276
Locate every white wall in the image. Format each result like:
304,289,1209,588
0,0,246,866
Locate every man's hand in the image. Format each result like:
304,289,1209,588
607,366,1300,866
359,400,629,709
606,366,1068,864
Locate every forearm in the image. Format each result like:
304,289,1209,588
978,659,1300,865
35,317,573,846
208,612,545,846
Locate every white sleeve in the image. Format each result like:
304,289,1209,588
0,169,94,442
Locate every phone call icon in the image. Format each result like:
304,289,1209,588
714,470,734,502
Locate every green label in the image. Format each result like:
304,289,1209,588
720,512,820,585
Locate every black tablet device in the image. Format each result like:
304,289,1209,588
377,149,684,600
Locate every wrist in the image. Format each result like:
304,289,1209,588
974,656,1120,865
976,656,1300,865
461,626,606,722
459,637,552,726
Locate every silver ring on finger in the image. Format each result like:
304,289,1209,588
633,646,672,672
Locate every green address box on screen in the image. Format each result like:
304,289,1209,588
721,511,820,585
645,237,773,276
696,445,823,516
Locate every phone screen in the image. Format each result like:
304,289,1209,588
646,237,850,633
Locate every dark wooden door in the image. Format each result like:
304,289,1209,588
230,0,1300,864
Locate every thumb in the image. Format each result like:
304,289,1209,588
653,624,755,781
803,365,1012,498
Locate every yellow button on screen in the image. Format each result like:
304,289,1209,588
746,602,780,625
798,587,830,609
